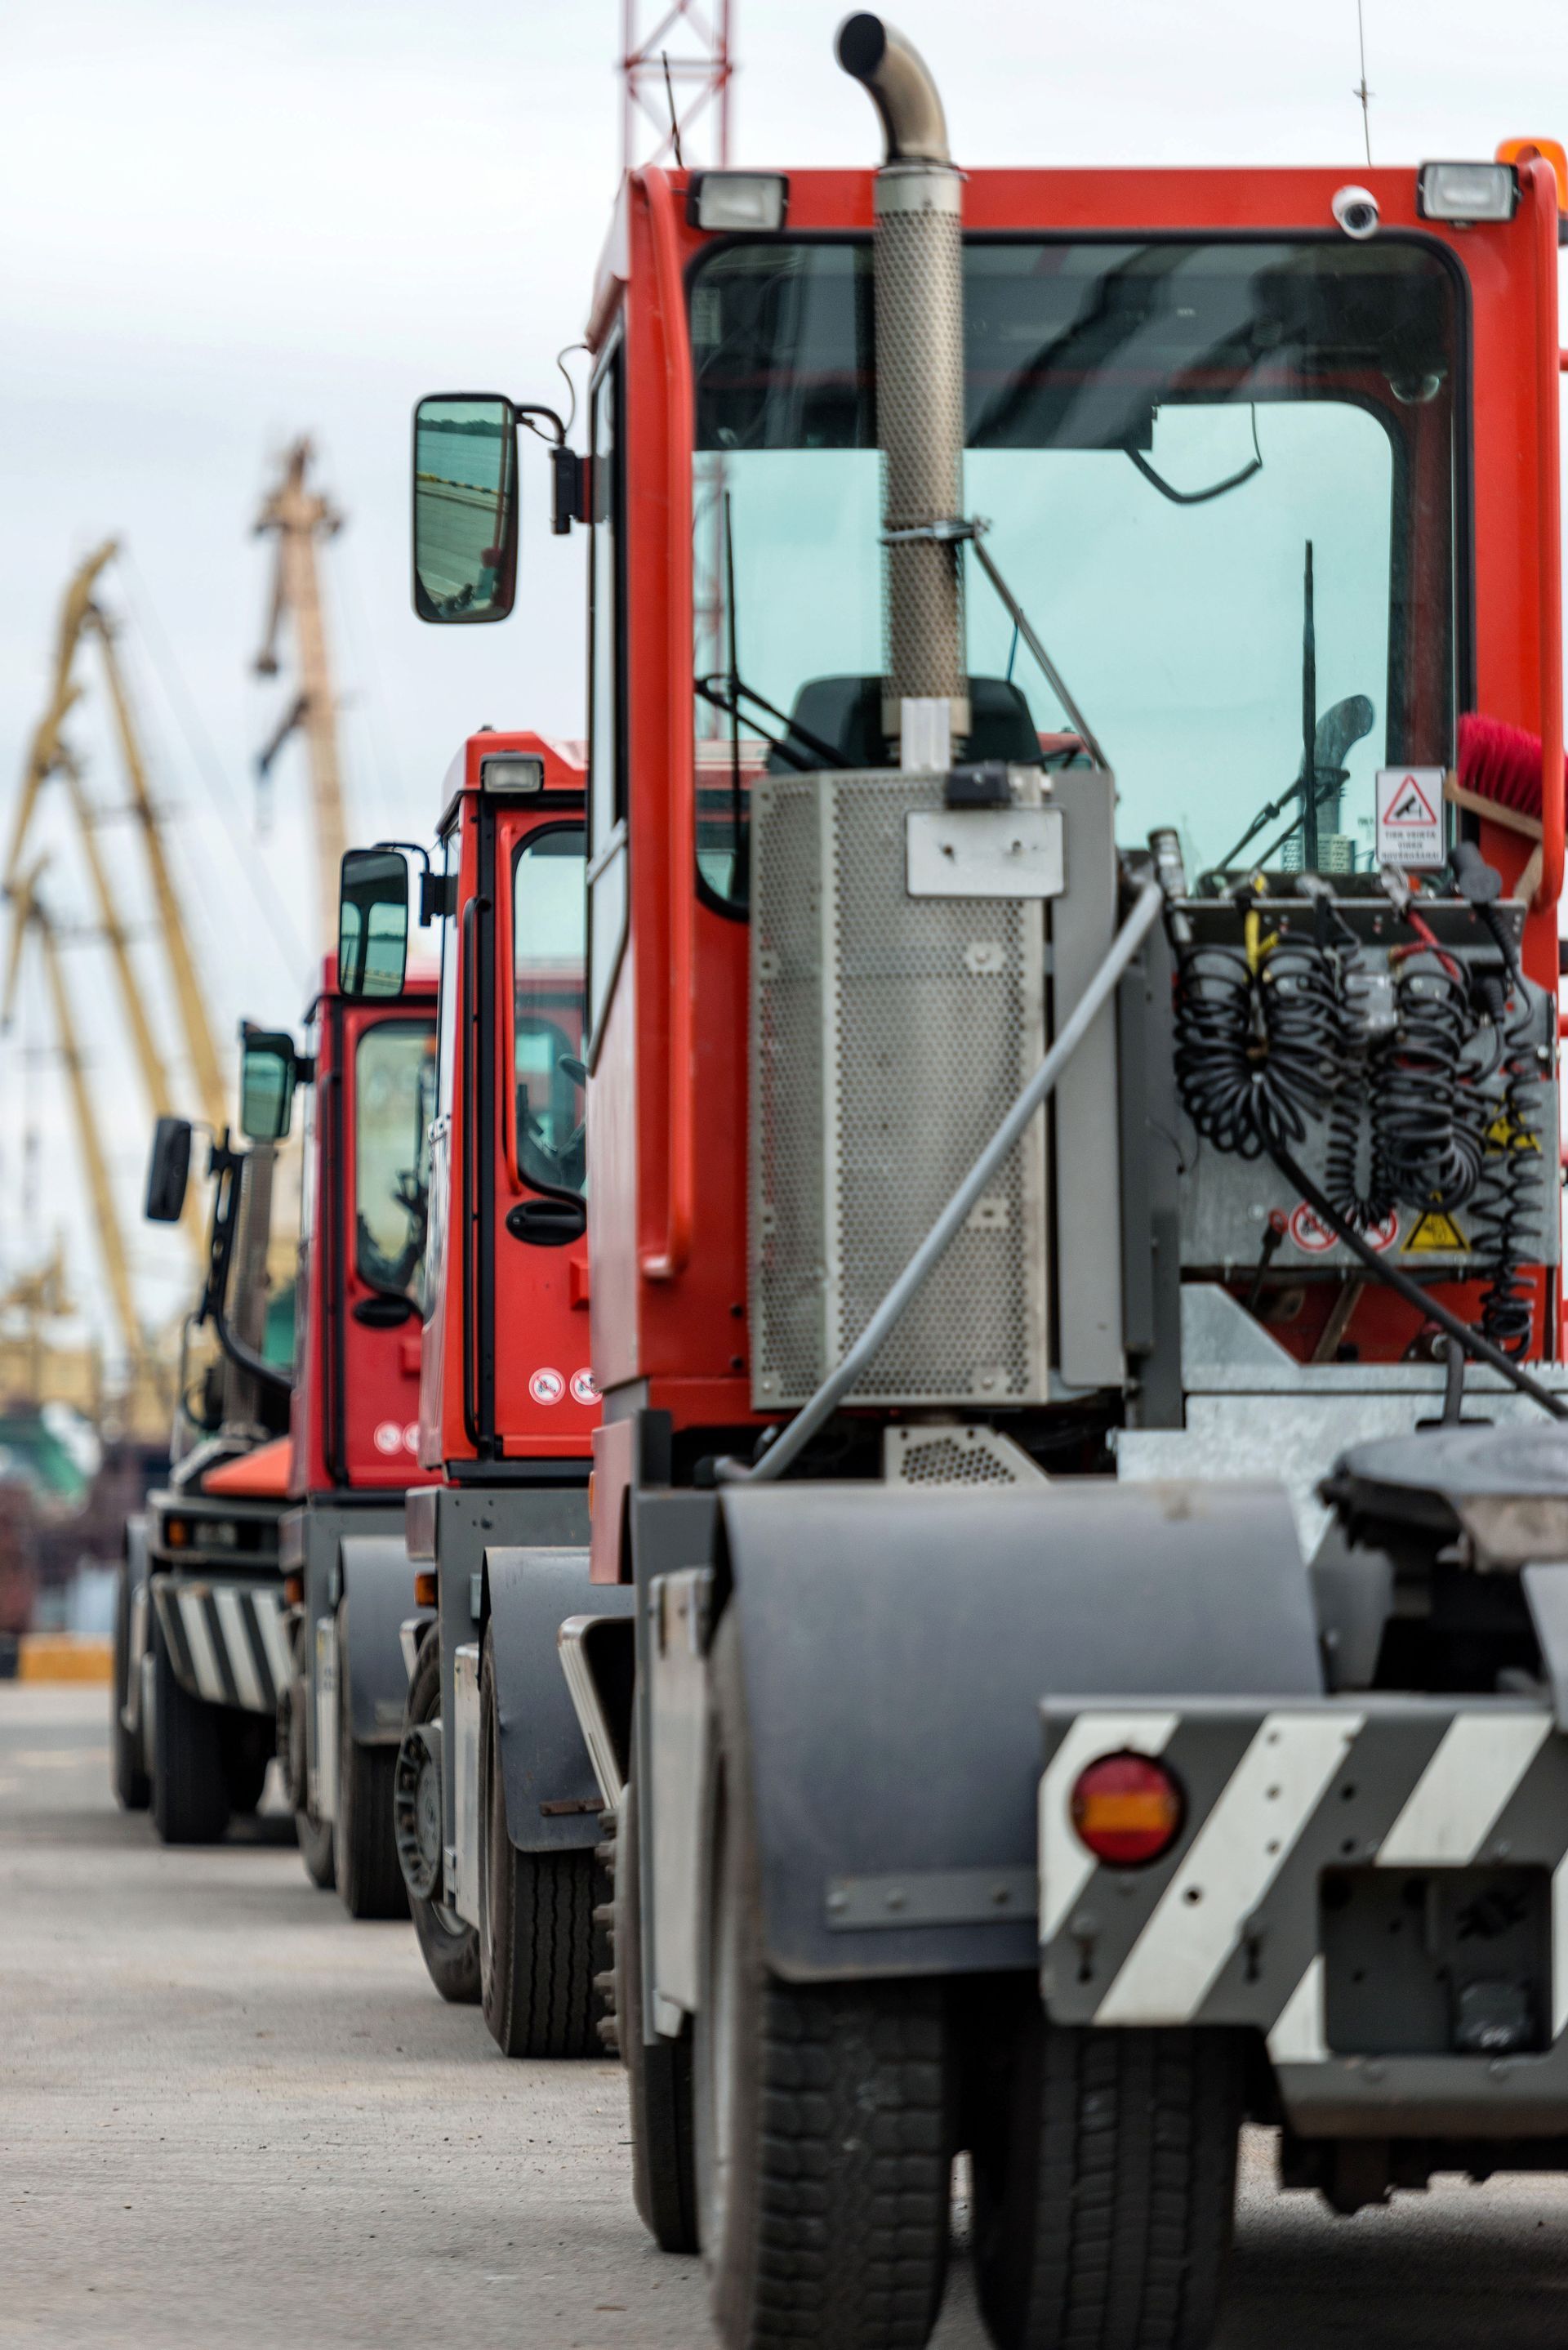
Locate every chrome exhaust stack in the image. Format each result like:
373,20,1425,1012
835,13,969,761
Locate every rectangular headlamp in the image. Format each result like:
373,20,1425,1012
687,172,789,234
479,752,545,795
1418,161,1517,223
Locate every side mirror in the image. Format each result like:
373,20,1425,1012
238,1027,298,1142
412,394,519,624
145,1115,193,1224
339,847,410,1000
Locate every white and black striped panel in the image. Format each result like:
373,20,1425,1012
153,1578,287,1717
1039,1700,1568,2038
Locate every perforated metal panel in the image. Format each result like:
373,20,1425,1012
751,770,1049,1408
884,1424,1049,1488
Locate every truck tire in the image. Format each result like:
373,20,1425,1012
334,1601,408,1920
614,1768,697,2251
150,1601,229,1846
111,1560,149,1812
478,1630,598,2058
971,2001,1242,2350
403,1629,479,2003
220,1713,272,1816
695,1612,951,2350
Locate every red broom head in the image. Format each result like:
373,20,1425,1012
1457,711,1568,824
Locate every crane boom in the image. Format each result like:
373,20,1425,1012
253,440,348,955
7,864,147,1376
87,608,228,1137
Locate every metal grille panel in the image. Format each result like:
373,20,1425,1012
752,771,1049,1407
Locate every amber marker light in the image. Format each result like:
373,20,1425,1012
1070,1752,1185,1867
413,1570,438,1608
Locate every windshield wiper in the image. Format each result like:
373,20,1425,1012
693,673,849,771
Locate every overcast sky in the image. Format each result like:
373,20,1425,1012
2,0,1566,1370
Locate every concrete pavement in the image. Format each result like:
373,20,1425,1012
2,1684,1566,2348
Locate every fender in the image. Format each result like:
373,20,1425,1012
336,1527,421,1743
696,1480,1322,1987
483,1545,635,1853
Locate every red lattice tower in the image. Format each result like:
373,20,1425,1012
621,0,733,172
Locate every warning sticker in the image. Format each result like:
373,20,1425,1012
1487,1111,1542,1153
1290,1201,1396,1255
1375,766,1446,868
1403,1209,1470,1254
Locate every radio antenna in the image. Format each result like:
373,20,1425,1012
1354,1,1374,167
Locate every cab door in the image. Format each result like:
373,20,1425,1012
332,1001,438,1485
474,795,596,1452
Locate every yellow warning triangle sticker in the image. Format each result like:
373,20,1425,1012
1403,1209,1470,1253
1486,1112,1542,1153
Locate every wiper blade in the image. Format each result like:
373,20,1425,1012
693,675,849,771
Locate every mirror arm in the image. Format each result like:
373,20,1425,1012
515,403,567,447
209,1299,294,1398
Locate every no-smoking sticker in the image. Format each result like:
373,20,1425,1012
529,1367,565,1406
569,1368,598,1405
1374,766,1445,868
1289,1201,1396,1255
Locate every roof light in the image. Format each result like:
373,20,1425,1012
1070,1752,1185,1867
1496,138,1568,213
687,172,789,234
480,752,544,795
1418,161,1517,224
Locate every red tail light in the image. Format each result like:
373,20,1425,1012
1070,1752,1184,1867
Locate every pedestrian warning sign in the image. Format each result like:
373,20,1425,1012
1375,766,1446,868
1403,1208,1470,1253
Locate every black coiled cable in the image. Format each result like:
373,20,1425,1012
1470,976,1543,1358
1172,943,1263,1158
1374,952,1486,1213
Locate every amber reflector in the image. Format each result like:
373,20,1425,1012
413,1569,438,1608
1070,1752,1184,1866
282,1573,304,1607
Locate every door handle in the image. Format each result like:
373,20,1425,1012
505,1197,586,1247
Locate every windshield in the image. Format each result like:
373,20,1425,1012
689,236,1460,899
354,1019,435,1297
513,825,587,1197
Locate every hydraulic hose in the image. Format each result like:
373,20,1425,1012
1265,1137,1566,1420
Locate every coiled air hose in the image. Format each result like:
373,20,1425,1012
1171,905,1565,1419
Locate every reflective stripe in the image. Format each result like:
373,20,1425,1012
179,1590,226,1703
1267,1955,1327,2065
255,1594,292,1695
1038,1710,1178,1944
214,1588,264,1712
1377,1713,1552,1869
1096,1710,1363,2027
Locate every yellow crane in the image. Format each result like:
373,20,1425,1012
2,861,149,1380
254,439,349,956
5,545,228,1144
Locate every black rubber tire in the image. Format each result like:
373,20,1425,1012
695,1612,951,2350
403,1628,480,2003
334,1602,408,1920
111,1561,149,1812
149,1600,229,1846
220,1714,272,1816
478,1630,598,2057
616,1768,698,2251
971,1997,1243,2350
